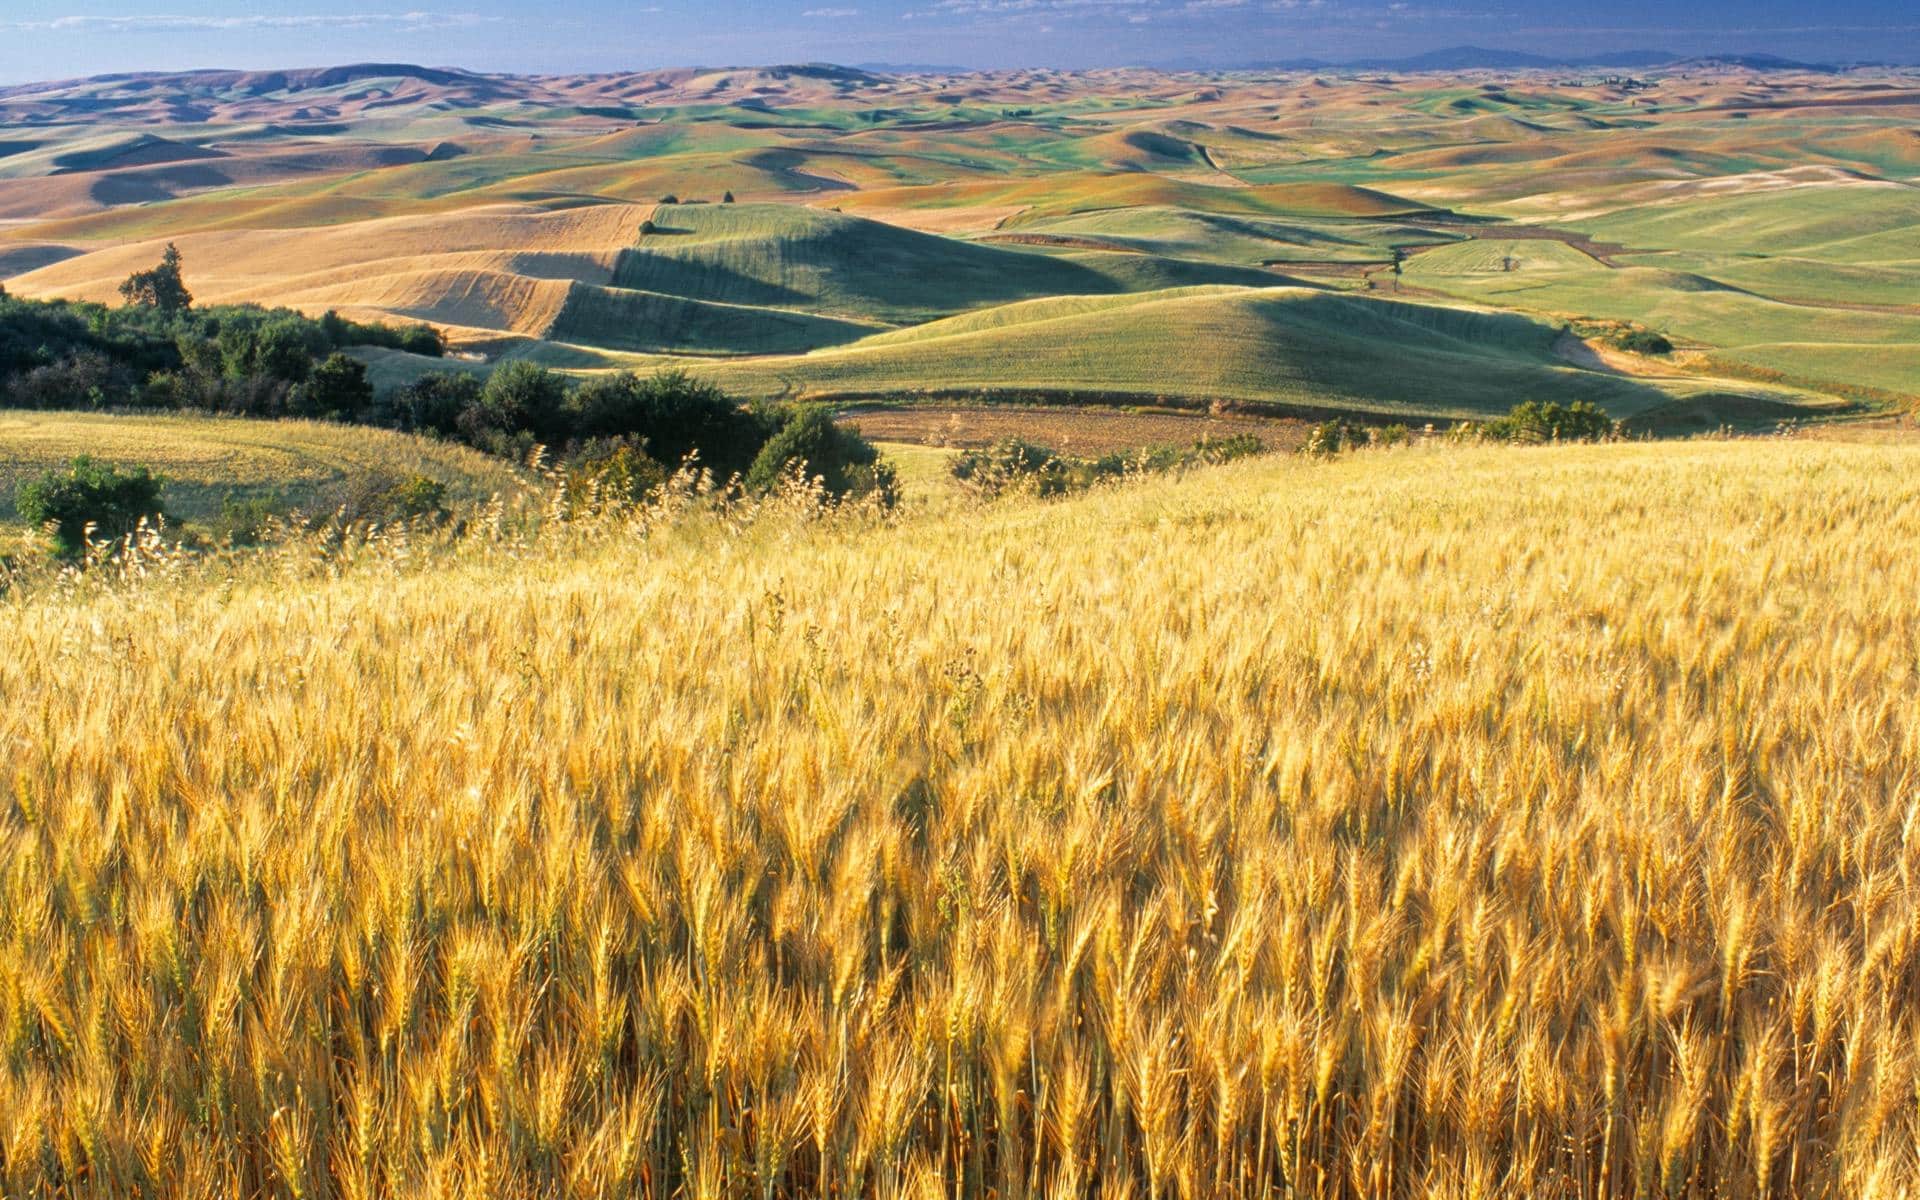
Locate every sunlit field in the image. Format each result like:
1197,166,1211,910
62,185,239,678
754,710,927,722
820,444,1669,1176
5,435,1919,1198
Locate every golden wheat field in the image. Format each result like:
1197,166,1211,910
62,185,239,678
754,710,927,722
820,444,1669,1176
4,436,1920,1199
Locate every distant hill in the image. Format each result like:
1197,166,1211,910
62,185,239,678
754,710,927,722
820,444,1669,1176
0,62,507,101
1666,54,1840,74
1157,45,1851,74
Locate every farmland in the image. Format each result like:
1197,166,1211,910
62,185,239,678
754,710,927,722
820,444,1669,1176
0,410,526,529
2,62,1914,423
4,53,1920,1200
8,435,1920,1196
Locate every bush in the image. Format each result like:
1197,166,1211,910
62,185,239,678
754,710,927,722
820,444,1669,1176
1612,329,1673,356
15,456,167,557
218,312,326,382
3,352,130,410
0,294,440,418
952,439,1073,497
568,370,776,479
462,362,572,448
746,405,896,503
561,438,670,513
389,371,484,435
353,474,450,525
960,433,1268,497
1301,420,1367,455
300,353,374,419
210,493,278,547
1483,400,1616,443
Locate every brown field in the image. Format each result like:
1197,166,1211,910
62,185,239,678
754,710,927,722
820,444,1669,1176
841,402,1314,453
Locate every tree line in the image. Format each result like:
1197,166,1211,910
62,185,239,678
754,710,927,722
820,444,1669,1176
1,246,442,421
4,246,897,537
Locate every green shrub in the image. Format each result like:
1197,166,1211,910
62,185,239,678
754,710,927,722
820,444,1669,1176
566,369,776,479
210,493,278,547
358,475,450,524
461,362,572,448
958,434,1265,498
1301,420,1366,455
1483,400,1616,443
1611,329,1673,356
561,438,670,513
300,353,375,419
0,292,438,417
746,405,896,503
15,456,167,557
391,371,484,436
952,438,1071,497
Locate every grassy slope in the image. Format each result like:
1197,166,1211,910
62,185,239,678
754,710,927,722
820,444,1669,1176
691,286,1706,418
997,205,1453,266
832,175,1438,220
611,202,1278,324
0,410,525,526
547,282,889,355
1568,183,1920,258
6,438,1920,1195
1403,242,1920,400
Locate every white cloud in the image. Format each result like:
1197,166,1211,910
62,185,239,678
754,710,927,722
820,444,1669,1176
0,12,497,34
803,6,861,15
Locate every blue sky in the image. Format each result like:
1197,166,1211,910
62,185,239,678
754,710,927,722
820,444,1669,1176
1,0,1915,82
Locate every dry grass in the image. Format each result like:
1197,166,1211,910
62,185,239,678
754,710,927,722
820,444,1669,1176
0,409,528,527
3,437,1920,1198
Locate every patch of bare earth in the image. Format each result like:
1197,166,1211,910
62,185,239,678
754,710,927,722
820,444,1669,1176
1552,331,1709,379
841,404,1312,455
822,204,1029,235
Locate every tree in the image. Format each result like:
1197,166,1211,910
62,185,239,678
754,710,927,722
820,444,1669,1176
119,244,193,313
1389,246,1406,292
746,404,894,502
15,455,166,557
464,361,571,446
392,371,484,435
1612,329,1673,356
722,191,736,204
301,353,374,418
224,315,326,383
566,369,774,478
1484,400,1616,443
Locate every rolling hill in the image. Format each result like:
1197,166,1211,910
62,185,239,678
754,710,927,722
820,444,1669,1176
685,285,1823,423
2,61,1913,424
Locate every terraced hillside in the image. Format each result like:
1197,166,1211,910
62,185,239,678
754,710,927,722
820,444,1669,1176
3,61,1916,422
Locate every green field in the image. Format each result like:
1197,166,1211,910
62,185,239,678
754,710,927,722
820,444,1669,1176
608,202,1285,326
4,63,1916,422
689,285,1797,420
